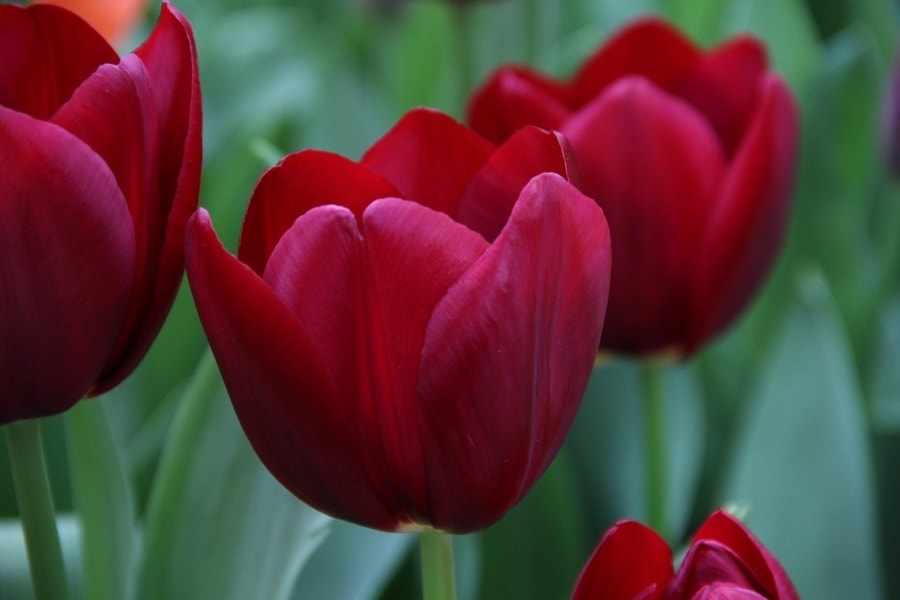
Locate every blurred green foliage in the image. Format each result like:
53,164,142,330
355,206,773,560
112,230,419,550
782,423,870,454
2,0,900,598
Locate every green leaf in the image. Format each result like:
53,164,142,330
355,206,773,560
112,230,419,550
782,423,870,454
134,351,331,600
721,272,883,599
0,515,81,600
567,360,706,544
478,449,592,600
292,522,414,600
718,0,821,93
66,399,136,600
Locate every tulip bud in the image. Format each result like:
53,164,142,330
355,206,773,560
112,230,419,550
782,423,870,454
572,510,800,599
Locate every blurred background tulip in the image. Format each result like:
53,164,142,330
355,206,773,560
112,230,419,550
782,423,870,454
469,18,800,358
29,0,149,45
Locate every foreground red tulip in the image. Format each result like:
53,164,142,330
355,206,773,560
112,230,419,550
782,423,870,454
572,510,799,599
186,108,612,533
469,18,799,357
0,2,201,424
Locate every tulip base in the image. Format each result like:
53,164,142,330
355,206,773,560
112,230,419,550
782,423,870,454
4,419,71,600
420,527,457,600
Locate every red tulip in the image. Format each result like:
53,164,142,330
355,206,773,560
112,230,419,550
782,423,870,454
572,510,799,600
468,18,799,357
186,108,612,533
0,2,201,424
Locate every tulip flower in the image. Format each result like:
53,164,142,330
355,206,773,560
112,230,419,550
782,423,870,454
29,0,148,45
0,2,202,424
469,17,799,357
186,108,612,533
572,510,799,599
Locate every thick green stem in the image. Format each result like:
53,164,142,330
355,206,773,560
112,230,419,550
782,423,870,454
641,363,668,540
5,419,71,600
420,527,457,600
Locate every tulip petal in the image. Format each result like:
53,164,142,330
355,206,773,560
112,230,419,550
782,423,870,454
688,511,800,600
186,209,401,531
456,126,576,242
689,75,798,353
467,67,570,146
689,583,768,600
93,2,202,391
361,108,494,216
571,520,672,600
238,150,399,275
417,173,610,531
50,55,163,377
0,3,117,120
563,77,725,354
674,37,769,157
264,198,489,527
0,107,134,423
570,18,700,108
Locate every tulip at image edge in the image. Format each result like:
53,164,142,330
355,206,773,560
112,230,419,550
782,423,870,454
186,108,612,533
571,510,800,600
468,17,800,358
0,1,201,423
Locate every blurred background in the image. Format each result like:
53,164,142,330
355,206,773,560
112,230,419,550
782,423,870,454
1,0,899,598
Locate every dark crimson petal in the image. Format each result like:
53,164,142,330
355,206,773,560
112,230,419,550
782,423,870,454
417,174,610,532
456,126,576,242
264,198,489,527
93,2,202,392
668,541,762,598
563,76,725,355
238,150,399,275
571,520,672,600
0,3,117,120
185,209,401,531
0,107,134,423
569,18,700,108
688,75,798,354
50,55,163,380
687,511,799,600
673,36,769,157
467,67,571,145
361,107,494,216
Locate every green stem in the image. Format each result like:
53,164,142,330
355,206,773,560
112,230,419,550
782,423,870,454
641,363,668,540
420,527,457,600
5,419,71,600
452,4,475,114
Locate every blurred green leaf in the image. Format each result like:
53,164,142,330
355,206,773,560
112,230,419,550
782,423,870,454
0,516,81,600
134,352,331,600
568,360,705,544
293,523,414,600
721,271,883,599
478,450,590,600
66,399,136,600
719,0,820,93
